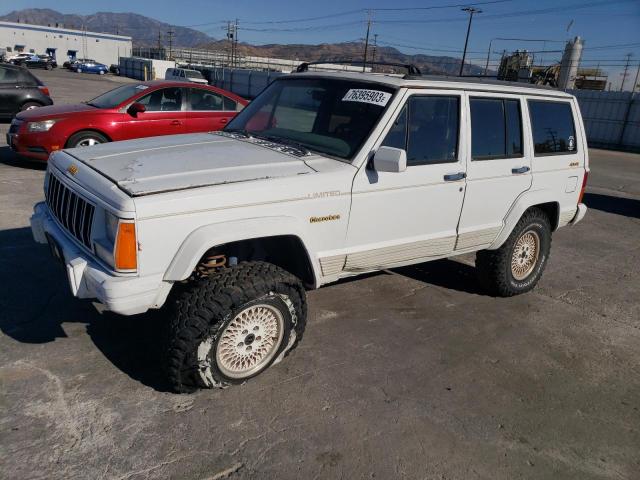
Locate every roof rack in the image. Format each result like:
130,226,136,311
296,60,422,76
403,73,558,90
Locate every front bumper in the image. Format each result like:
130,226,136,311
7,128,54,162
30,202,171,315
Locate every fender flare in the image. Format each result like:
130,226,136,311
489,189,559,250
163,215,320,286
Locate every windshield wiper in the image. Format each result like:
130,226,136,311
223,128,252,138
256,134,310,155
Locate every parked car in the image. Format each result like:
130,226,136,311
0,64,52,120
165,67,208,84
109,64,120,75
6,53,32,64
21,54,57,70
63,58,95,70
29,68,589,392
75,61,109,75
8,81,247,161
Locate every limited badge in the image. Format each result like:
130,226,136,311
67,164,79,176
342,89,391,106
568,135,575,151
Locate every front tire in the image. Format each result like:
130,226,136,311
476,207,552,297
67,131,108,148
165,261,307,392
20,101,41,112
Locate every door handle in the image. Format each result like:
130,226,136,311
512,166,530,174
444,172,466,182
220,118,228,124
170,120,182,126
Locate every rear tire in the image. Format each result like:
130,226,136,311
67,131,108,148
165,261,308,393
476,207,552,297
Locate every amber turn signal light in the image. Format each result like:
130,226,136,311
115,222,137,271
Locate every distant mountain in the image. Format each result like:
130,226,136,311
0,8,213,47
1,8,486,75
200,40,485,76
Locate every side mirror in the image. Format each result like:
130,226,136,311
127,102,146,116
372,146,407,173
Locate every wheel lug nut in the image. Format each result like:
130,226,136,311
246,346,252,352
237,342,244,347
242,330,248,335
256,336,262,341
253,326,259,331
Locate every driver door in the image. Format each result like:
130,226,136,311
344,90,468,272
117,87,186,140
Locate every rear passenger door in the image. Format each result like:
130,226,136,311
185,87,239,132
456,94,532,251
345,91,467,271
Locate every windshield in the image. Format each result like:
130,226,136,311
225,78,396,160
186,70,204,79
86,84,148,109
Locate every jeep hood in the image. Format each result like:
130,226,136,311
65,133,316,196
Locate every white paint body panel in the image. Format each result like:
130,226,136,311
32,75,589,315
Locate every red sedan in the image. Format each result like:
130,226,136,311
6,81,248,161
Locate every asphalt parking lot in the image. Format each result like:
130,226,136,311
1,69,639,480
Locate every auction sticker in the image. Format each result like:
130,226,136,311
342,89,391,106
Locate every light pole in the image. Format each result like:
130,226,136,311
460,7,481,77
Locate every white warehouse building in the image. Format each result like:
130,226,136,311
0,21,132,65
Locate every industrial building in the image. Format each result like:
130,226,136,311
0,20,132,65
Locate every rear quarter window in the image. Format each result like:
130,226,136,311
528,100,577,155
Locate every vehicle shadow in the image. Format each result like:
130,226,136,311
0,226,171,392
393,258,483,295
0,146,46,170
583,192,640,219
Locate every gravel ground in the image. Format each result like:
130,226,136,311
0,69,639,480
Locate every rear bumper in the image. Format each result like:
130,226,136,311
30,202,171,315
569,203,587,226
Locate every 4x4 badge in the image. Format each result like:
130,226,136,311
67,164,79,176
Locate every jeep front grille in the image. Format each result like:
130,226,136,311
46,172,95,249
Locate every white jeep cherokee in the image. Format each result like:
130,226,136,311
30,69,588,391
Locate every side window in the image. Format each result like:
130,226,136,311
470,98,523,160
137,88,183,112
528,100,577,155
0,67,19,83
190,88,223,111
223,96,237,111
382,96,459,165
180,70,186,78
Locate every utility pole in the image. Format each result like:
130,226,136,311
483,38,493,76
620,53,632,91
459,7,482,77
371,33,378,71
167,29,175,60
234,19,239,68
632,63,640,93
157,31,162,59
226,21,232,67
362,10,373,72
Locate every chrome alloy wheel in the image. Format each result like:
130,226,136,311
215,303,285,379
76,137,102,147
511,230,540,281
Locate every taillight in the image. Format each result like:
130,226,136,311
38,86,50,97
114,222,137,271
578,171,589,204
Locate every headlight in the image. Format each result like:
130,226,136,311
27,119,58,132
105,211,119,244
95,212,137,272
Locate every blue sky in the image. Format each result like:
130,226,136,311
3,0,640,89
